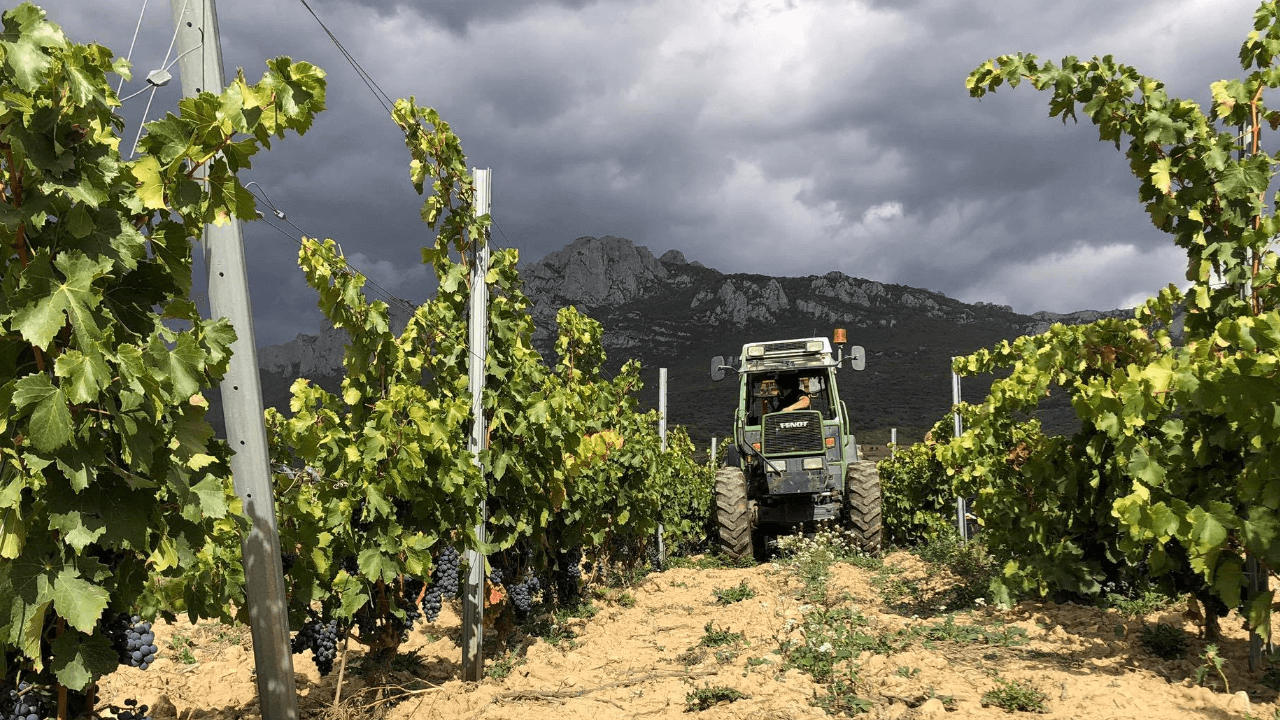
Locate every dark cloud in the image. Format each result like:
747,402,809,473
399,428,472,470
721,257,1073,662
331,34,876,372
31,0,1272,344
308,0,605,35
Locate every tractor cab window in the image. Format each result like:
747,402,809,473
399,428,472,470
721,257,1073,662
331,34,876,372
747,372,835,424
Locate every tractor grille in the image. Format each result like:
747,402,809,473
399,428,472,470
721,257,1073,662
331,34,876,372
762,411,824,454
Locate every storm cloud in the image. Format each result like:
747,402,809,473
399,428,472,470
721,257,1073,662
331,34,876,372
36,0,1264,344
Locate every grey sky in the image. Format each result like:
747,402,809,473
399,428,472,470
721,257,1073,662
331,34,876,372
35,0,1264,345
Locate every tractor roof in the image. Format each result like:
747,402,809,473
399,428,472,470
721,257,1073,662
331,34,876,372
739,337,837,371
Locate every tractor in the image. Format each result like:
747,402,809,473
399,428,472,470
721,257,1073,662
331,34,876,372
709,330,882,560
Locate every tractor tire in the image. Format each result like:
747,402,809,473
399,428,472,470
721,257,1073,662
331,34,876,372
714,466,754,561
844,460,883,556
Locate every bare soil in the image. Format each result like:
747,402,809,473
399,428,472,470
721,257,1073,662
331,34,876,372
95,552,1280,720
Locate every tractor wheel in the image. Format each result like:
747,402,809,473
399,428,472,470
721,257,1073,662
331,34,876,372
714,466,754,561
843,460,883,556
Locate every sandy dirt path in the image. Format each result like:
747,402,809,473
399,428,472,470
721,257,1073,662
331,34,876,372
95,552,1280,720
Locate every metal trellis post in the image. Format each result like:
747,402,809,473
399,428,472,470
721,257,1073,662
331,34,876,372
656,367,667,568
952,358,967,542
461,168,491,682
167,3,297,719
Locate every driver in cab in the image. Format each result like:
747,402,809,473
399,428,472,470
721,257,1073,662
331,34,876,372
779,376,816,412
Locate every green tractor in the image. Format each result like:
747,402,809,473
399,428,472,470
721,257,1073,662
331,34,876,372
710,332,882,560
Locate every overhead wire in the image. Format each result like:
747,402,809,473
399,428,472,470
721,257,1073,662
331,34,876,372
296,0,396,119
247,184,497,371
286,4,616,383
115,0,150,97
129,0,192,157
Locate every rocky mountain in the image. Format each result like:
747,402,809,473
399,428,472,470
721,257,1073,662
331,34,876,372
232,235,1152,449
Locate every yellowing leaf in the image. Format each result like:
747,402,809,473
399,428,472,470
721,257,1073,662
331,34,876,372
1150,157,1173,196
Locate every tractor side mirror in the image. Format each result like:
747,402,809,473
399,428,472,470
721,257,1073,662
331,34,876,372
848,345,865,371
710,356,726,382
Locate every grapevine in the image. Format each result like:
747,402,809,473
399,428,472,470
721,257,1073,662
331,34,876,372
0,2,325,715
946,0,1280,638
265,96,715,664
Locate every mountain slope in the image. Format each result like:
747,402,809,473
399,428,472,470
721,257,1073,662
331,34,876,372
233,235,1139,449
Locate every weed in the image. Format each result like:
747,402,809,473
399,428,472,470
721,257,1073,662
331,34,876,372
922,615,985,644
554,600,598,621
486,647,525,680
895,666,920,678
667,554,755,570
746,656,771,667
524,614,577,646
685,685,749,711
211,628,244,645
776,525,879,603
700,621,746,648
1261,664,1280,693
875,531,999,615
1139,623,1189,661
1194,644,1230,693
1106,590,1176,618
168,634,197,665
669,580,689,588
676,647,708,666
986,624,1029,647
981,674,1049,713
925,687,959,711
712,580,756,605
714,648,740,664
810,668,873,716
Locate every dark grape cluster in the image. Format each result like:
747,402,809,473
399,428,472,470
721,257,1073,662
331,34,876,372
488,568,504,587
339,555,358,575
432,546,460,599
281,552,299,573
421,585,443,622
107,614,158,670
554,547,583,604
291,617,341,676
111,698,152,720
506,573,542,616
3,682,50,720
397,576,425,639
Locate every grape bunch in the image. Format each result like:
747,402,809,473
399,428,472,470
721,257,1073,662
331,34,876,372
3,682,50,720
431,546,461,599
281,552,299,574
339,555,358,575
110,699,152,720
107,614,159,670
487,568,504,587
506,574,542,616
421,585,444,622
555,547,584,605
291,617,341,676
397,576,426,639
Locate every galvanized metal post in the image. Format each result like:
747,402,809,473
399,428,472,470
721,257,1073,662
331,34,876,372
952,359,967,542
890,428,896,458
656,368,667,567
711,437,718,467
167,3,297,719
461,168,491,682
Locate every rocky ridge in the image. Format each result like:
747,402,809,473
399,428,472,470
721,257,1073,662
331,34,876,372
246,235,1156,444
